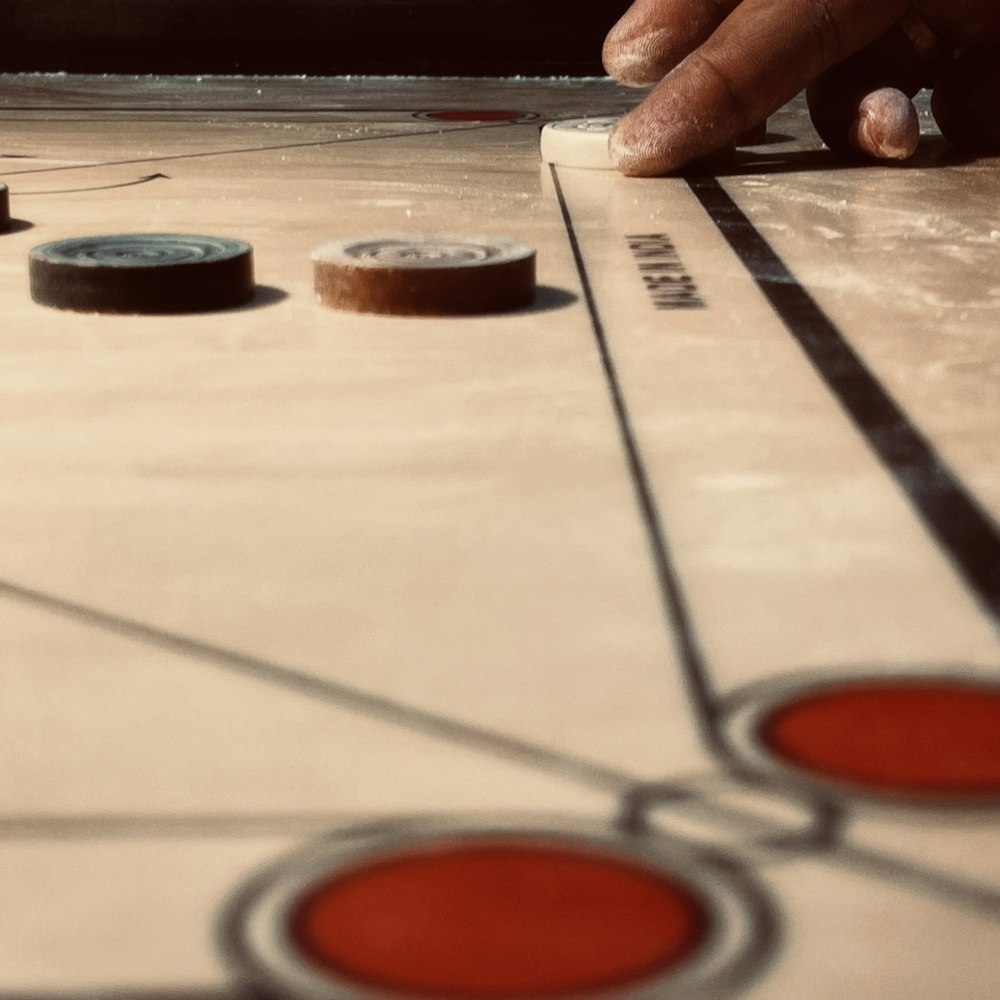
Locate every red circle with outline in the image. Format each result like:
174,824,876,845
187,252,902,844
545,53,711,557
759,677,1000,798
289,841,710,998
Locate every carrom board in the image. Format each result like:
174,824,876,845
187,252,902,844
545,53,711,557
0,74,998,1000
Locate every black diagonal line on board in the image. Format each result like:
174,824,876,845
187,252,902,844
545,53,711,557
687,175,1000,630
0,121,527,177
548,164,728,758
0,811,344,840
0,578,633,796
834,841,1000,919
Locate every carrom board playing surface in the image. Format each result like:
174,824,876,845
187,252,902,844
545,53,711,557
0,74,999,1000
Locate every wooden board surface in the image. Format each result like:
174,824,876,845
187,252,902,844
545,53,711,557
0,74,999,1000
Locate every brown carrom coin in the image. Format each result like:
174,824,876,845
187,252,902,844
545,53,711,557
313,234,536,316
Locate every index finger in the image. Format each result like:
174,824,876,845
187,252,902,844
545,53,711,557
610,0,911,174
604,0,742,86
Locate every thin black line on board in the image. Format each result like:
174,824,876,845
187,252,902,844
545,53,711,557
0,578,634,797
619,777,1000,918
687,176,1000,630
0,992,228,1000
0,120,527,177
835,841,1000,920
548,164,727,758
0,812,430,842
0,811,348,840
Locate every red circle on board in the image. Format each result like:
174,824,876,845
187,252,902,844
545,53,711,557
423,110,527,122
290,840,711,998
759,678,1000,798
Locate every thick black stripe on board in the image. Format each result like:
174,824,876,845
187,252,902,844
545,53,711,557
688,174,1000,627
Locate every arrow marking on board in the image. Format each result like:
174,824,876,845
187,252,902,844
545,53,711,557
18,173,170,195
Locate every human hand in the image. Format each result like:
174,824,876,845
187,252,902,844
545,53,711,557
602,0,1000,175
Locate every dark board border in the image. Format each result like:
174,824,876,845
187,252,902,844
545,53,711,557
4,0,626,76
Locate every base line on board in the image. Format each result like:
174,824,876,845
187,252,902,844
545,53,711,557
549,164,728,758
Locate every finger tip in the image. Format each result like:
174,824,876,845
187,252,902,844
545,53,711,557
610,123,731,177
852,88,920,160
609,121,669,176
610,101,739,177
603,27,676,87
608,118,652,175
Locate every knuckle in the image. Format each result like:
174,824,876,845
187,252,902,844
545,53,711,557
685,48,755,127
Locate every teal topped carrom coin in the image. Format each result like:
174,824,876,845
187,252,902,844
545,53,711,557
29,233,255,313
